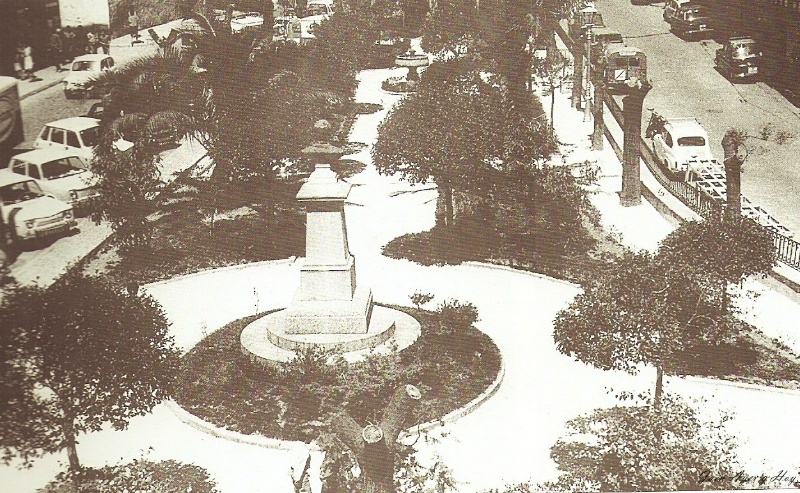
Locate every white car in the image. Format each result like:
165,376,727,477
8,149,99,215
34,117,101,166
650,117,714,173
63,53,114,99
0,172,76,244
231,12,264,33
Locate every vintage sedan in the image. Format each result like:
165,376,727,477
8,149,99,214
715,37,762,80
63,53,114,99
0,172,77,245
34,116,100,166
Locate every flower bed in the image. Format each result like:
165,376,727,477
175,305,502,442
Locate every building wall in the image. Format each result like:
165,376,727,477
58,0,110,27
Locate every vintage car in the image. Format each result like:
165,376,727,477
647,113,714,174
34,116,100,166
663,0,714,38
0,171,77,245
63,53,114,99
715,37,762,80
7,149,99,214
569,4,605,43
231,11,264,34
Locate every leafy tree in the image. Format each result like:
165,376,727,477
545,394,740,492
553,251,737,408
0,275,180,473
40,459,219,493
656,216,775,312
373,57,553,226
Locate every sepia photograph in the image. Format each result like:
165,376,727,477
1,0,800,491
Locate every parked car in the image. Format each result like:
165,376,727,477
715,37,762,80
0,171,77,245
303,0,334,17
231,11,264,34
663,0,713,38
34,117,101,166
648,114,714,173
63,53,114,99
7,149,99,215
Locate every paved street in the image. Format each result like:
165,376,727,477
600,0,800,234
6,18,201,286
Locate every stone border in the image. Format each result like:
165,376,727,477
462,261,581,289
399,351,506,441
160,292,505,451
142,257,297,289
677,375,800,397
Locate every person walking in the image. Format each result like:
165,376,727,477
50,29,65,72
128,10,142,45
22,42,41,82
86,28,98,54
63,27,76,62
13,43,24,79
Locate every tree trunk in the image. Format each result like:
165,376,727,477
63,417,81,472
591,65,604,150
550,83,556,137
442,185,454,227
572,50,584,110
619,83,651,206
263,0,275,38
654,365,664,410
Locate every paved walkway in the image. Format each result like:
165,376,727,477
4,53,800,493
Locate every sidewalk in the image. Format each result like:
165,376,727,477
18,19,185,100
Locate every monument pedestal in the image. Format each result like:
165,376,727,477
283,283,374,335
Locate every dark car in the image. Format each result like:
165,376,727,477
663,0,714,38
715,37,762,80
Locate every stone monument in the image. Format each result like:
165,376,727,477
240,163,420,366
282,163,374,334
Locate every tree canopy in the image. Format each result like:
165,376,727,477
0,275,180,472
547,394,740,492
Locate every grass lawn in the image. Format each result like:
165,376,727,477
175,305,502,442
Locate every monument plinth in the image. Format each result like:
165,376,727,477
284,164,373,334
240,163,420,367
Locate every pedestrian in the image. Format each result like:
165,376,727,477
86,28,97,54
63,27,75,62
50,29,65,71
128,10,141,46
13,44,24,79
22,42,41,82
99,29,110,54
74,25,87,57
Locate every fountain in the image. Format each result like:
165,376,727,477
382,49,430,93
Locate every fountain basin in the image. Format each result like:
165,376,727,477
395,54,429,68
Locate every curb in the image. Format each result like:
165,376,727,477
399,351,506,441
20,77,66,100
462,261,582,289
676,375,800,397
142,257,298,289
164,400,320,451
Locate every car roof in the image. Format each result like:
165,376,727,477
0,170,35,187
0,76,17,94
10,148,81,165
665,118,708,138
605,44,644,56
593,27,623,37
729,36,756,43
44,117,100,132
72,54,111,63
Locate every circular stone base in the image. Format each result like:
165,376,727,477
240,305,421,367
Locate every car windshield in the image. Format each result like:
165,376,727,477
0,180,44,205
42,159,85,180
732,42,757,57
72,60,98,71
677,136,706,147
684,8,708,20
80,127,99,147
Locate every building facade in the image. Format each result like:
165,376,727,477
0,0,110,77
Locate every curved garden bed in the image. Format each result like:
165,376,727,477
175,305,502,442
